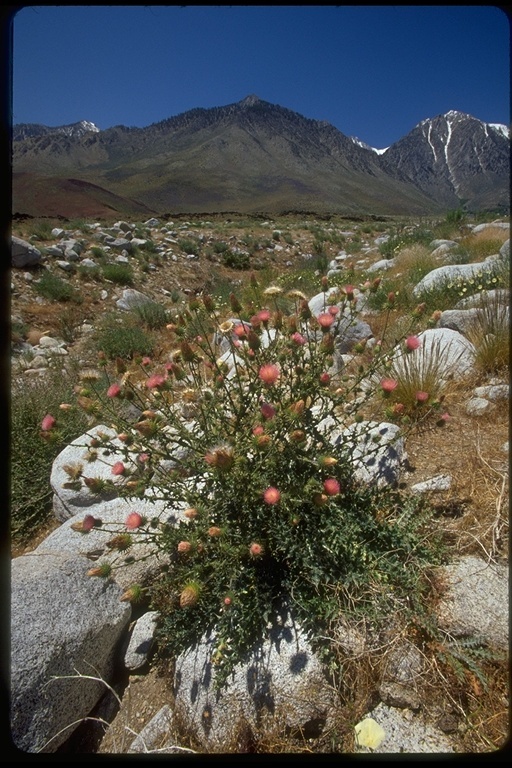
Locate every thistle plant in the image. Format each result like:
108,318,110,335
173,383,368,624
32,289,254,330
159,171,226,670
49,277,447,686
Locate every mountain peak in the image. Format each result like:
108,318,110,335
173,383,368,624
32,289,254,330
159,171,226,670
238,94,262,108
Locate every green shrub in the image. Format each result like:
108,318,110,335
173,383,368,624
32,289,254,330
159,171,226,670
33,270,80,302
222,249,251,270
61,279,448,689
77,264,102,281
132,300,169,330
101,262,134,286
90,246,108,259
11,370,89,542
178,238,201,256
213,241,229,254
94,315,154,359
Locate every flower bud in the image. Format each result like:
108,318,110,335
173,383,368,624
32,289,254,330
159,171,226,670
120,584,143,603
180,582,200,607
87,563,112,578
106,534,132,551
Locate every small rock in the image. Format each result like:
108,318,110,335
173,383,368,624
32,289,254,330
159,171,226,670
465,397,495,416
124,612,159,671
410,475,452,494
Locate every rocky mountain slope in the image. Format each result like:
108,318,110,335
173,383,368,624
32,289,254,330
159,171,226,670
380,110,510,212
12,96,510,218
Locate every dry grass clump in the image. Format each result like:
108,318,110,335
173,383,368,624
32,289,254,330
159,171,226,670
464,294,509,375
457,226,509,262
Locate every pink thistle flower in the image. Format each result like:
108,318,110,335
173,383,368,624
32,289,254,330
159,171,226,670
177,541,192,553
291,331,307,345
125,512,144,530
437,412,451,426
317,313,334,329
319,372,330,386
107,383,122,398
328,305,340,316
257,309,271,324
392,403,405,415
141,356,152,366
343,285,355,299
41,414,56,431
260,402,276,420
323,478,341,496
249,542,264,557
233,323,249,339
224,596,232,606
415,391,429,403
252,425,265,436
138,453,150,463
263,487,281,505
380,378,399,394
208,526,222,537
111,461,126,476
259,363,280,386
82,514,97,532
405,335,421,352
146,373,167,389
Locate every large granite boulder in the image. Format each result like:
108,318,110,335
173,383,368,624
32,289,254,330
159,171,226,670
173,610,335,751
11,552,131,752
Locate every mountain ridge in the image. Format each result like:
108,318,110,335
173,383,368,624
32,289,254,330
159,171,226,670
12,96,510,218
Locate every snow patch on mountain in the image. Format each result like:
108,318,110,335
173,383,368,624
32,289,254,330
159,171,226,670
350,136,388,155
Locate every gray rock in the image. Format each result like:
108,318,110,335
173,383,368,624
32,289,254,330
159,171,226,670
56,260,74,272
391,328,476,382
439,307,481,334
36,494,182,589
11,236,43,268
116,288,155,311
308,287,341,317
49,425,125,520
366,258,394,273
355,702,455,753
45,245,65,257
173,612,335,751
128,705,176,753
124,611,159,671
429,239,458,250
109,238,133,252
11,552,131,752
499,238,509,259
60,238,84,254
64,249,80,262
413,261,502,297
455,288,509,309
472,222,509,233
436,556,508,650
410,474,452,494
334,316,373,353
473,384,509,402
337,421,406,488
465,397,494,416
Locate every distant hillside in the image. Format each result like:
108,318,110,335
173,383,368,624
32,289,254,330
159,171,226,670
12,97,510,218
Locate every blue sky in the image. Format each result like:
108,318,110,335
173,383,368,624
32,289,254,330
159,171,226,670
10,5,511,149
